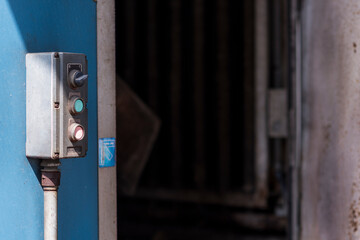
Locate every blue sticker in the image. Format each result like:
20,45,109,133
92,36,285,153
99,138,116,168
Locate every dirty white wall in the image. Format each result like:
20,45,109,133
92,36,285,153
301,0,360,239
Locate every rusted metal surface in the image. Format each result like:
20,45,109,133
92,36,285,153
41,171,61,188
300,0,360,239
40,160,61,188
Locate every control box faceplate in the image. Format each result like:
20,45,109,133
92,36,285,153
26,52,88,159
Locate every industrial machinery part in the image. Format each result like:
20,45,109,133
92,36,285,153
26,52,89,240
26,52,88,159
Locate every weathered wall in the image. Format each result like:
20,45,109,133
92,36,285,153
301,0,360,239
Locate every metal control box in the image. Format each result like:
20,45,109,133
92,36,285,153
26,52,88,159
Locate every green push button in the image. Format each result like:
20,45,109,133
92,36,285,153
74,99,84,113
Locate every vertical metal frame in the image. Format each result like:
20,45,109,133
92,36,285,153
254,0,269,206
97,0,117,239
288,0,302,239
133,0,271,208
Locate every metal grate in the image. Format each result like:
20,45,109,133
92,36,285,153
116,0,267,208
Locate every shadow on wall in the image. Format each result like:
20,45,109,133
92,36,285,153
6,0,95,53
5,0,98,239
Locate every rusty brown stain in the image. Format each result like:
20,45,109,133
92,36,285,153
349,200,360,233
354,42,357,53
322,124,331,154
348,161,360,236
353,182,357,195
323,124,331,140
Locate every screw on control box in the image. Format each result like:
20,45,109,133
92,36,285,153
26,52,88,159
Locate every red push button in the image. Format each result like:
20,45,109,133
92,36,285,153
69,123,85,142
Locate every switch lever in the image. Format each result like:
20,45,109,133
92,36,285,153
75,73,88,86
69,70,88,88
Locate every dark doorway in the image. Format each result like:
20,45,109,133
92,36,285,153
115,0,289,239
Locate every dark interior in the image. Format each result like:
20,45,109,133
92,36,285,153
115,0,288,239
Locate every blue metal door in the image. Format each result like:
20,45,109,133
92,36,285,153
0,1,98,239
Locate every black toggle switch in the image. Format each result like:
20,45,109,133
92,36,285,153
69,70,88,88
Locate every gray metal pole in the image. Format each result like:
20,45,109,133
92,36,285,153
41,160,61,240
44,189,58,240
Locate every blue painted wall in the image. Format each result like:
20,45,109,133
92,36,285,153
0,1,98,239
